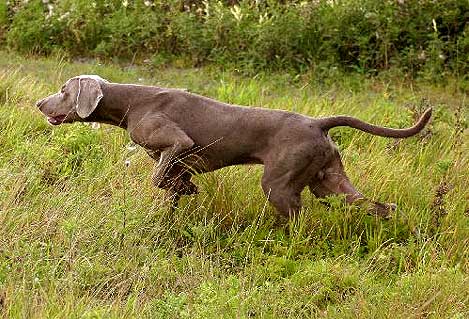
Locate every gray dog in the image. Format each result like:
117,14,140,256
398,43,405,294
36,75,432,217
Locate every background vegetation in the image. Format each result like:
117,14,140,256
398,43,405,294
1,0,468,79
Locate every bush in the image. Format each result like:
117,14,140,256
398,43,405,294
1,0,468,77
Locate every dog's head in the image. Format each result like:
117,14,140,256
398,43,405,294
36,75,108,125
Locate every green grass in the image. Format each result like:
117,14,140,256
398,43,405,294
0,51,468,318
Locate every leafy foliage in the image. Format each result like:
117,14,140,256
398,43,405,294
1,0,468,78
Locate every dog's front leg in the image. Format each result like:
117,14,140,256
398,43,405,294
151,146,186,188
131,119,195,209
146,149,198,198
132,118,194,175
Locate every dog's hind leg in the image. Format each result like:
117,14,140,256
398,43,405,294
261,178,302,217
308,156,395,218
260,139,328,217
260,164,309,218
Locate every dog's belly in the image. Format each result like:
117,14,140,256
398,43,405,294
218,154,262,168
182,146,262,173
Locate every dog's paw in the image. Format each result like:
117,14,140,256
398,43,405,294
180,183,199,195
174,180,199,195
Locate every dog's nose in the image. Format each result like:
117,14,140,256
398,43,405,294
36,98,45,109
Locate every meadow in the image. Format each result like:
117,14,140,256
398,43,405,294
0,51,468,318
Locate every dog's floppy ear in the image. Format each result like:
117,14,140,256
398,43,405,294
75,77,104,118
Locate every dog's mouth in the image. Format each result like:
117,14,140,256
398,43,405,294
47,115,67,125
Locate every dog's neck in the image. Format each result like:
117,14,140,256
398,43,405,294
88,84,131,129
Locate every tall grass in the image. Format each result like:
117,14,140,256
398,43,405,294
0,51,468,318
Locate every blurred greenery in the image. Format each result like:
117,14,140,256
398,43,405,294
1,0,468,80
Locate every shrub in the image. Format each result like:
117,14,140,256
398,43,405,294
1,0,468,77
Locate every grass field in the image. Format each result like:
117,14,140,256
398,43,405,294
0,51,468,318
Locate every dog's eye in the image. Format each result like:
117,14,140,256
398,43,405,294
60,86,66,93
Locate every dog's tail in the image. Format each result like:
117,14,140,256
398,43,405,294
317,108,432,138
